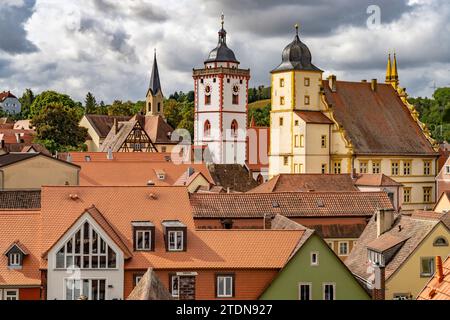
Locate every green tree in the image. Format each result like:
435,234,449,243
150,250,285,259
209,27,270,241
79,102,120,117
31,102,88,153
30,90,78,118
164,98,183,129
84,92,97,114
177,101,194,140
107,100,135,116
19,88,35,119
97,101,108,115
248,103,271,127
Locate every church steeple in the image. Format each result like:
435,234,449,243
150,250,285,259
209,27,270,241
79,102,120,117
146,49,164,117
385,52,399,89
386,53,392,83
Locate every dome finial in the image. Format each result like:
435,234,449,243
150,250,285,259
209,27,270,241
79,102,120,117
221,12,224,29
294,23,299,36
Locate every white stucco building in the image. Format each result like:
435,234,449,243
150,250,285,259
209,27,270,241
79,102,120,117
193,16,250,164
0,91,21,115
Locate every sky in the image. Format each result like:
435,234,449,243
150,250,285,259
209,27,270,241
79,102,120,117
0,0,449,104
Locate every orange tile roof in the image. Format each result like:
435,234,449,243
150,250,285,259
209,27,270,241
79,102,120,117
418,256,450,300
294,111,334,124
0,211,41,286
354,174,402,187
39,186,304,269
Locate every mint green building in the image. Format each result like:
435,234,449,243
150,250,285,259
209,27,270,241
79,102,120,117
260,232,370,300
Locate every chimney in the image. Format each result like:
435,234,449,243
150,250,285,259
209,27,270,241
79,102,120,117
436,256,444,283
264,213,273,230
372,264,386,300
371,79,377,92
66,153,72,163
107,147,113,160
328,75,337,92
376,208,394,238
361,79,367,83
113,118,118,135
351,167,357,180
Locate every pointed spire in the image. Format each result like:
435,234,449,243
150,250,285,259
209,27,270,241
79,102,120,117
149,49,162,96
385,53,392,83
392,52,399,80
218,13,227,45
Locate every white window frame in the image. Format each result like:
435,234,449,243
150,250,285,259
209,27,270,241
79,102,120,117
134,275,143,286
171,275,180,298
64,278,107,300
338,241,349,256
310,252,319,266
323,283,336,300
168,230,184,251
9,253,21,266
0,289,19,300
298,282,312,300
135,230,152,251
216,275,233,298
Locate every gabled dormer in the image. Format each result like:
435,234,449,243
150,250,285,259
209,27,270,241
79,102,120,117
162,220,187,252
4,241,28,269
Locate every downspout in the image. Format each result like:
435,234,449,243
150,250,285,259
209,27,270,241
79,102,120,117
0,169,3,190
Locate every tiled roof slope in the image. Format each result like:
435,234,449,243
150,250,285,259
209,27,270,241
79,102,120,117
322,81,437,155
248,174,358,193
99,121,138,152
345,213,441,282
85,115,132,138
40,186,304,269
354,174,402,187
418,256,450,300
0,190,41,210
207,164,259,192
0,211,41,286
307,223,366,239
190,191,394,218
295,111,334,124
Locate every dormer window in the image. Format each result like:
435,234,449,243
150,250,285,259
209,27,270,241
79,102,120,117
162,220,187,252
4,242,28,269
132,221,155,252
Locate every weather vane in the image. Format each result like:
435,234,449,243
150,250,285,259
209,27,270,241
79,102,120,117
295,23,300,35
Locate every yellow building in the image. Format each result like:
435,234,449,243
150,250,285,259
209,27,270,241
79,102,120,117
269,27,439,210
0,152,79,189
346,209,450,300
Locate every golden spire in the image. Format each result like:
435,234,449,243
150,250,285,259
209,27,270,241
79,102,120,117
392,52,399,80
386,53,392,83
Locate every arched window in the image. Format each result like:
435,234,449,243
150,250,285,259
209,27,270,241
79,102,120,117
231,120,238,137
433,237,449,247
55,221,117,269
204,120,211,137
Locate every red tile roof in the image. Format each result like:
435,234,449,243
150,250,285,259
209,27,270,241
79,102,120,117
0,91,17,102
190,191,394,218
323,81,437,155
418,256,450,300
295,111,334,124
354,174,402,187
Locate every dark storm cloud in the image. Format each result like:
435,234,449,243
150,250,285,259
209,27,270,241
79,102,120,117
205,0,413,37
0,0,38,54
130,2,169,22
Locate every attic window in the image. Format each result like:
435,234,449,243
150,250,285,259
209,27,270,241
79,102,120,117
9,253,21,267
433,237,448,247
4,243,27,269
156,170,166,180
162,220,187,252
132,221,155,252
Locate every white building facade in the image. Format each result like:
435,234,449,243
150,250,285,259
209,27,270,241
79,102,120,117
193,16,250,164
0,91,21,115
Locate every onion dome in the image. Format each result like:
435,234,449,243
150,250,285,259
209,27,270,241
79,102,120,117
272,24,321,73
205,14,239,64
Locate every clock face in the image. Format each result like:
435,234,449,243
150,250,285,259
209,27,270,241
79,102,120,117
232,84,239,95
204,85,211,95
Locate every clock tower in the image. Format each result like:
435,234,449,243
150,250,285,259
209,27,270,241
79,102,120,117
193,15,250,164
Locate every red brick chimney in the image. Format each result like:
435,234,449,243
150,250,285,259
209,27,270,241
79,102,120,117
372,264,386,300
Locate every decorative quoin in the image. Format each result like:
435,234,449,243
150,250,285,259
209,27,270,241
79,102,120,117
193,14,250,164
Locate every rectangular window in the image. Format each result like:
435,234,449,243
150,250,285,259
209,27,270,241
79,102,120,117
294,120,299,126
65,279,106,300
280,96,285,106
9,253,21,266
279,117,284,126
232,94,239,105
321,164,327,174
372,161,381,174
403,187,411,203
283,156,289,166
304,95,310,105
420,257,435,277
170,275,179,298
323,283,336,300
161,146,167,153
423,187,432,203
304,78,310,86
217,275,234,298
300,135,305,148
168,230,184,251
279,78,285,87
205,94,211,105
321,135,327,148
310,252,319,266
333,161,341,174
403,160,411,175
298,283,312,300
1,289,19,300
294,135,299,148
135,230,151,250
359,161,368,174
338,242,349,256
423,160,431,175
446,165,450,174
391,161,399,176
